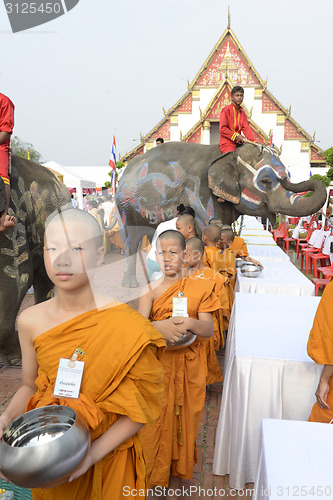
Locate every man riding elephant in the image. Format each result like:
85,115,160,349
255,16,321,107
0,92,16,232
216,85,260,204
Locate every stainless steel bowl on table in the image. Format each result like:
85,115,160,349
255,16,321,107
240,263,263,278
0,405,90,488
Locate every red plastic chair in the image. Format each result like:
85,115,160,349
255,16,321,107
301,235,325,274
271,221,286,239
283,235,295,253
313,278,330,296
318,265,333,279
274,223,289,245
295,229,314,259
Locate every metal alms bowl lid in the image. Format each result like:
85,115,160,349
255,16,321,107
166,330,197,350
240,262,263,278
0,405,90,488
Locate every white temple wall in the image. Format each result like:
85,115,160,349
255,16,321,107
281,142,310,183
198,88,217,112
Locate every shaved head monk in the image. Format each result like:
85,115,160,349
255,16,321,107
184,237,230,383
218,224,263,268
138,229,220,492
176,214,196,240
0,207,165,499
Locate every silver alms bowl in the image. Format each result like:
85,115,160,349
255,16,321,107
240,263,263,278
0,405,90,488
166,330,197,350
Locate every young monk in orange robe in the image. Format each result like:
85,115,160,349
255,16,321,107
307,280,333,423
138,230,220,490
218,224,263,268
184,237,230,384
175,213,196,240
0,208,165,500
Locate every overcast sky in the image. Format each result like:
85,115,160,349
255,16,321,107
0,0,331,166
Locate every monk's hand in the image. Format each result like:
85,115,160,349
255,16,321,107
315,380,330,410
235,134,243,144
68,448,95,483
158,318,187,344
250,258,264,269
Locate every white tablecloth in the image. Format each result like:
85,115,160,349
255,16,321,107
241,216,265,230
213,293,322,490
241,229,273,238
236,261,314,296
242,235,276,246
246,244,290,263
254,419,333,499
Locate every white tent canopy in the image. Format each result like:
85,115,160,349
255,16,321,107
44,161,110,209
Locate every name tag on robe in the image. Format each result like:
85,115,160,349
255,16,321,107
53,358,84,399
172,297,188,317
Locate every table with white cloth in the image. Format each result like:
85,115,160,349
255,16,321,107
236,260,314,296
242,235,276,246
241,229,273,238
213,293,322,490
254,419,333,500
246,244,290,263
240,216,265,230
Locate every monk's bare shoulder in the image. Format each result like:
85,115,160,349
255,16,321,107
17,298,56,339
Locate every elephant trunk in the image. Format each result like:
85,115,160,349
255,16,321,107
274,178,327,216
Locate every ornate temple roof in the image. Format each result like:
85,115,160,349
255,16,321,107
121,14,325,166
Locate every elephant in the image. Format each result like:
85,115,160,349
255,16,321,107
116,141,327,287
0,155,70,366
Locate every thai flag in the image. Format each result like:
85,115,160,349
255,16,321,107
108,135,117,172
269,132,274,148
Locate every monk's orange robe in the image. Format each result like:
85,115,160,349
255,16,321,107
141,276,220,487
308,281,333,423
27,303,165,500
230,235,249,258
187,267,230,384
203,246,235,317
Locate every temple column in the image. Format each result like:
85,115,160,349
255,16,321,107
202,120,211,145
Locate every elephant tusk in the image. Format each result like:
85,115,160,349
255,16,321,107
237,156,257,175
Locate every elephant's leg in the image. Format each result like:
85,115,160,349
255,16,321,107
0,284,27,366
32,255,53,303
121,225,150,288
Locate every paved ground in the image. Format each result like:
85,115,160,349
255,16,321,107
0,240,317,499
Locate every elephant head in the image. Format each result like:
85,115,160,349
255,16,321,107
208,143,327,222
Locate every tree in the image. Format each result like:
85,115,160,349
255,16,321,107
105,160,125,188
11,136,43,164
323,147,333,168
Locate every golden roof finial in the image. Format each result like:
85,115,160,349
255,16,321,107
287,105,291,118
312,131,316,142
227,6,231,29
279,144,283,155
139,132,143,142
263,77,268,90
162,106,167,118
199,106,203,120
187,79,191,91
249,106,253,119
180,130,183,142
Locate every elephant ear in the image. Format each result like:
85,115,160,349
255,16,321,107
208,155,241,204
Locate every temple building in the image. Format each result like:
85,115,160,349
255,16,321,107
121,15,326,182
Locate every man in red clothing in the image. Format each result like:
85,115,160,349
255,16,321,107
0,92,16,231
219,85,255,154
